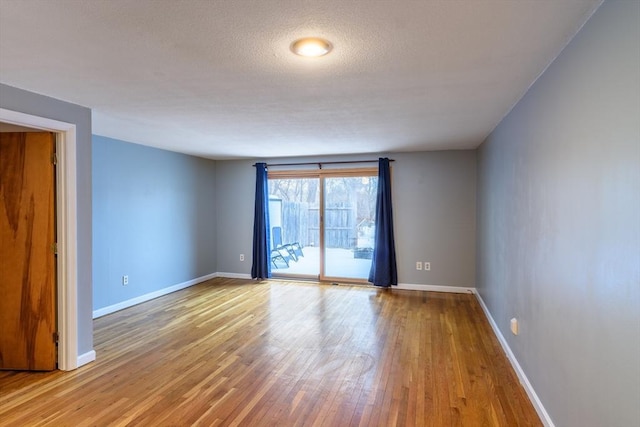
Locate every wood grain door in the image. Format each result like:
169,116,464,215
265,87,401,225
0,132,57,371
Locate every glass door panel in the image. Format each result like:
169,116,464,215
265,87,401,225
268,177,320,277
323,175,377,280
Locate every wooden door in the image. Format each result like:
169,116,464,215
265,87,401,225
0,132,57,370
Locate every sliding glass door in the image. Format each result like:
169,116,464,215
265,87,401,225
323,175,377,280
268,169,377,282
268,176,320,276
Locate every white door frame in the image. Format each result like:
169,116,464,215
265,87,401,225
0,108,79,371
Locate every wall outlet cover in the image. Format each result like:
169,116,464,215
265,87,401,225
510,318,519,335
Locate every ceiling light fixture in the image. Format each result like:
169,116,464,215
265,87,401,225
290,37,333,57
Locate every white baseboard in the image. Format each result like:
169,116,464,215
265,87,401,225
396,283,475,294
77,350,96,368
209,276,475,292
93,273,217,318
215,272,253,279
475,292,555,427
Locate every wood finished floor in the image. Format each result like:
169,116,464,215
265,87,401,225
0,278,541,426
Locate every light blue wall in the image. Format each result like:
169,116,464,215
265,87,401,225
0,83,93,357
476,1,640,425
215,151,476,287
92,136,217,311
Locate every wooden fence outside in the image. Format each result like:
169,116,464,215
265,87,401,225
281,202,357,248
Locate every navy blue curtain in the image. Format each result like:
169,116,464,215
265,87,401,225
368,158,398,287
251,163,271,279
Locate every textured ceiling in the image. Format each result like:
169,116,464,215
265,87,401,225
0,0,601,159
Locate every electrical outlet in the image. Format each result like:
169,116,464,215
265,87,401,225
240,254,245,261
122,275,129,286
510,318,519,335
424,262,430,271
416,261,422,270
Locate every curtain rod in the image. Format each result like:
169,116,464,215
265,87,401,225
252,159,394,169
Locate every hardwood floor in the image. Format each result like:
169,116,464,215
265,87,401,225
0,278,541,426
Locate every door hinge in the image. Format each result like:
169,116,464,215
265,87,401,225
52,153,58,165
51,242,58,255
53,332,59,344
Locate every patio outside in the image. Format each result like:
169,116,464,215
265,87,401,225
272,246,373,280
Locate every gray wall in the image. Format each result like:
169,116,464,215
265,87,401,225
395,151,476,286
216,151,476,287
0,83,93,356
215,158,256,275
476,1,640,426
92,136,217,311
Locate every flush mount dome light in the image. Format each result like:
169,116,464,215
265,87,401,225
290,37,332,57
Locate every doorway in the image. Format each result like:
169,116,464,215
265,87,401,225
268,168,378,283
0,132,57,370
0,109,82,371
